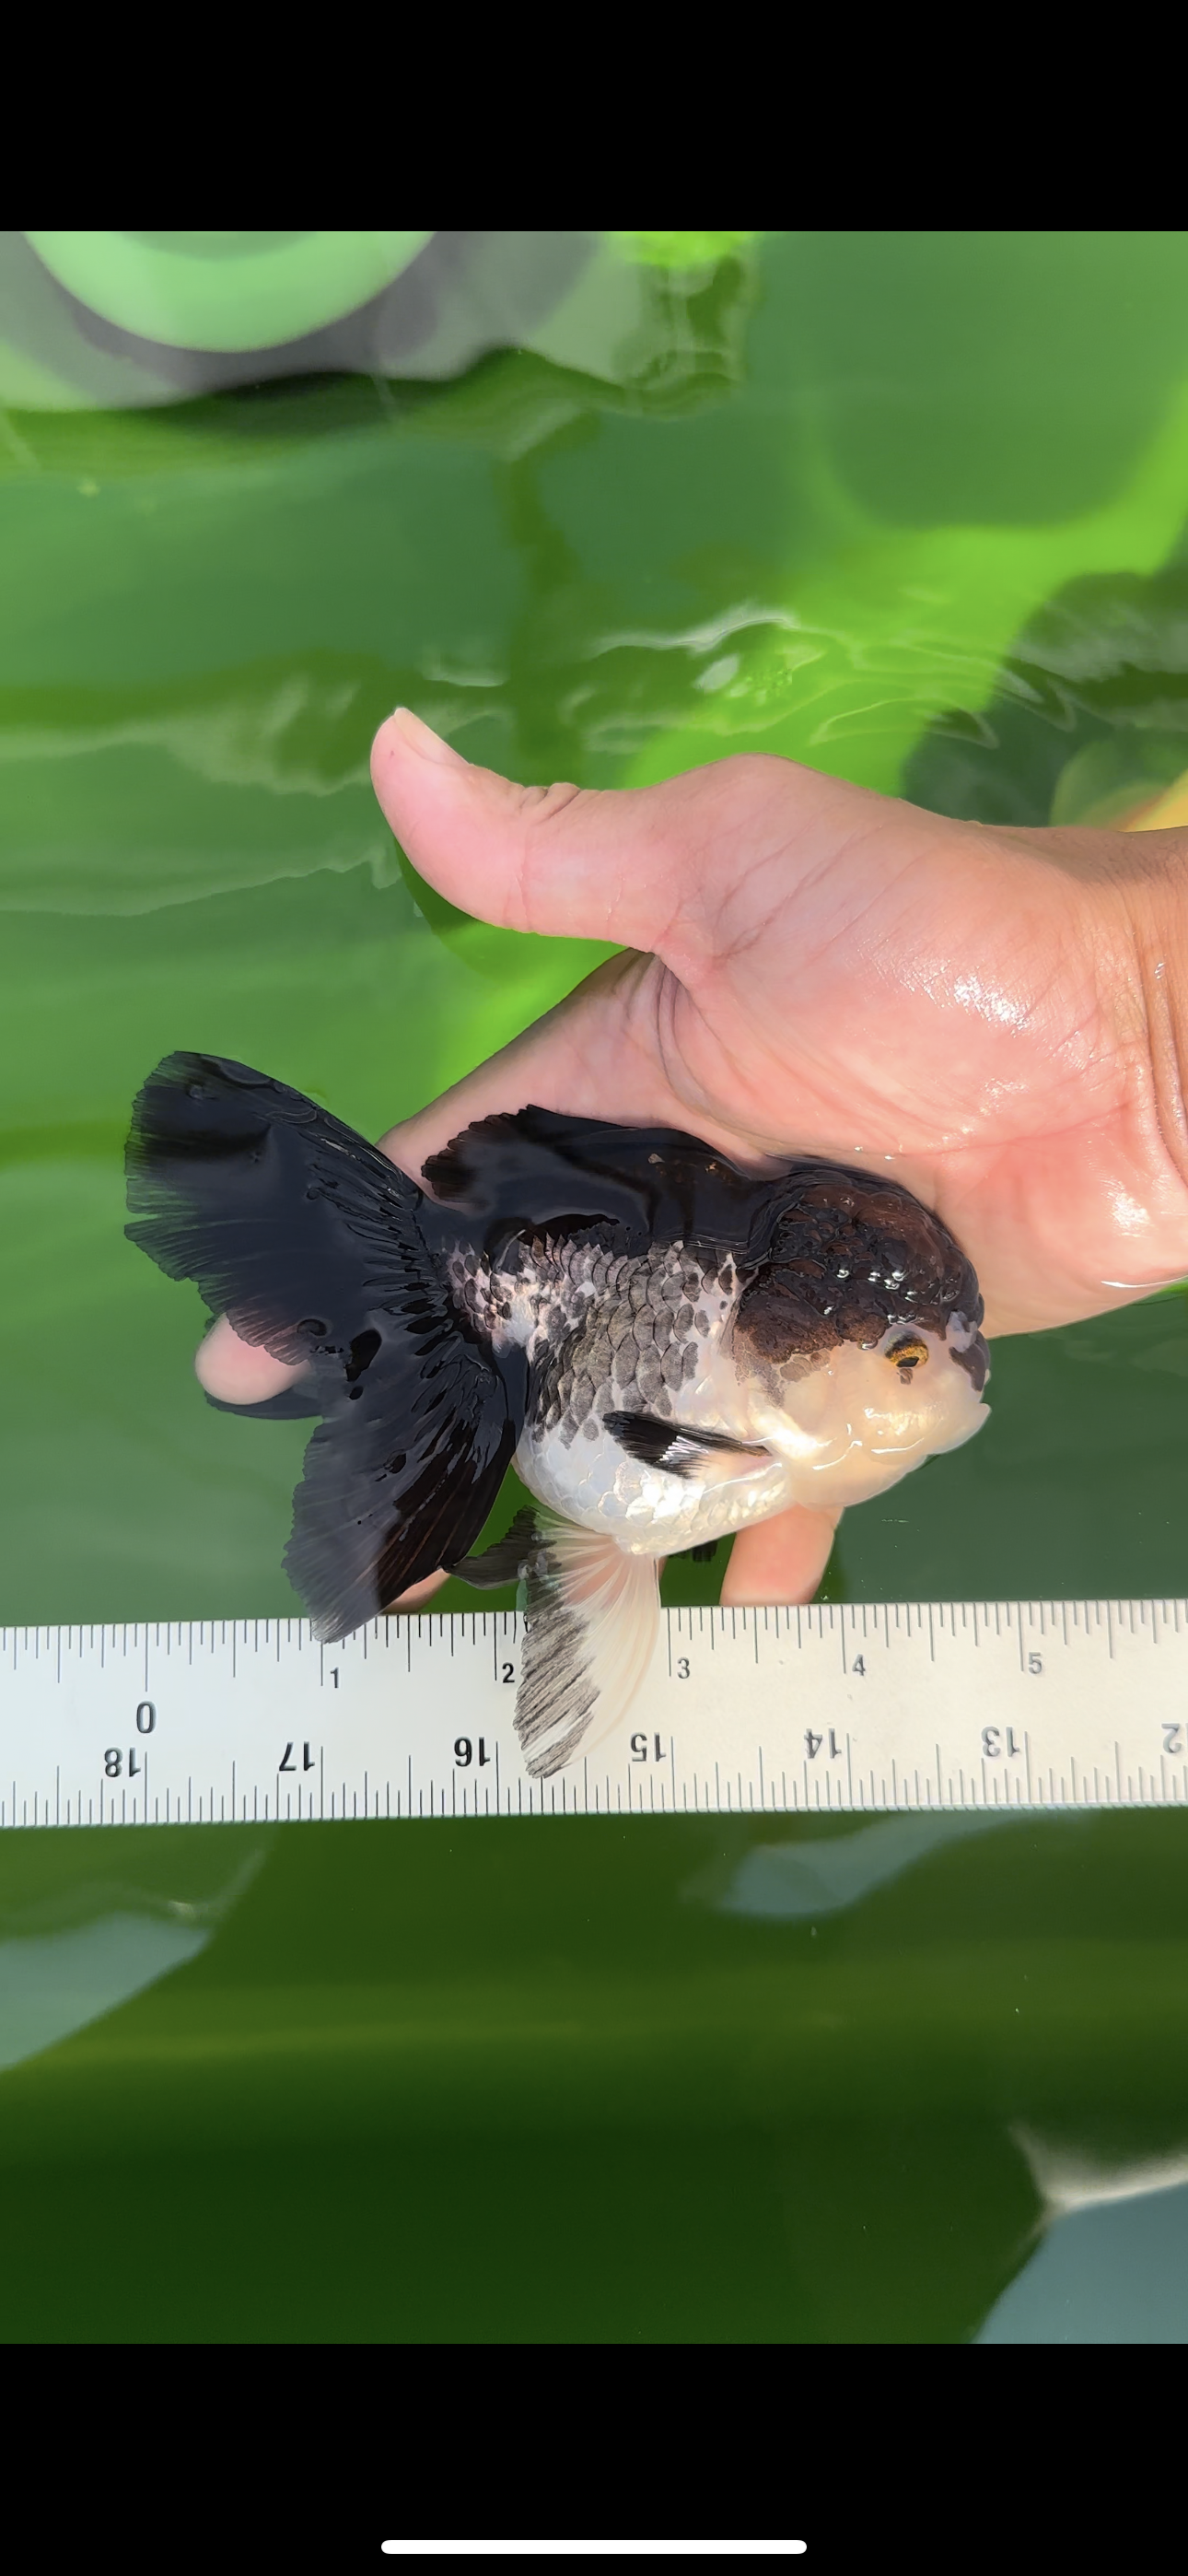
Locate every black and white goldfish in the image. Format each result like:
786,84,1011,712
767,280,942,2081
127,1055,990,1777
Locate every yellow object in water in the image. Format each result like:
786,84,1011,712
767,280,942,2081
1123,771,1188,830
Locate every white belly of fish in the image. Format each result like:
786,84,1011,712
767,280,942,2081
516,1417,791,1556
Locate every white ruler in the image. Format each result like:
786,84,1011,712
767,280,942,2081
2,1600,1187,1829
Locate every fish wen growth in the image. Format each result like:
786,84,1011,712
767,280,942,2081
126,1057,990,1777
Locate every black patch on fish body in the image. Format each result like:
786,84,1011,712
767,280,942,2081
428,1108,986,1381
732,1165,984,1368
949,1335,990,1392
422,1107,764,1263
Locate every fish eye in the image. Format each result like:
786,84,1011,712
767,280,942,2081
888,1336,928,1371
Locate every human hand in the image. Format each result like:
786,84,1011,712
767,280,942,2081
200,712,1188,1606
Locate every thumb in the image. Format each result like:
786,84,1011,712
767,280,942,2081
372,708,711,955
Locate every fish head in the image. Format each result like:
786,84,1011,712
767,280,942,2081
739,1316,990,1507
731,1165,990,1506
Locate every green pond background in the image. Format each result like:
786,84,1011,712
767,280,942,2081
4,229,1188,2344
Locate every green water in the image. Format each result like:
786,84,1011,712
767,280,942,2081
4,232,1188,2344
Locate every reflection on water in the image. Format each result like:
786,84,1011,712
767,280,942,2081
0,1914,208,2071
907,551,1188,830
979,2185,1188,2344
0,1844,265,2074
698,1820,1188,2346
691,1810,1019,1919
1017,2125,1188,2219
979,2134,1188,2344
0,230,754,414
0,657,399,916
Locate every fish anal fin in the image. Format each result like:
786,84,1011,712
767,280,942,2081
518,1520,660,1780
451,1508,539,1591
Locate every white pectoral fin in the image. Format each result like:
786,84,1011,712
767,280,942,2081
516,1519,660,1780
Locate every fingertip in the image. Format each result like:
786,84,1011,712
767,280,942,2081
384,1568,450,1611
373,707,472,777
368,716,520,875
721,1506,841,1608
195,1316,302,1405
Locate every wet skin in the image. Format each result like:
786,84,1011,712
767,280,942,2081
199,716,1188,1609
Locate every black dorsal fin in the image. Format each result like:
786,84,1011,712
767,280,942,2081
421,1106,764,1259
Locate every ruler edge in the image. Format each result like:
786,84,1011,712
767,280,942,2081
1,1598,1187,1828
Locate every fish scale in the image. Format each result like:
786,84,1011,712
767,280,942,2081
497,1238,719,1443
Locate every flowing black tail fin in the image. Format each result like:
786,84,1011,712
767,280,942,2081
127,1054,525,1638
